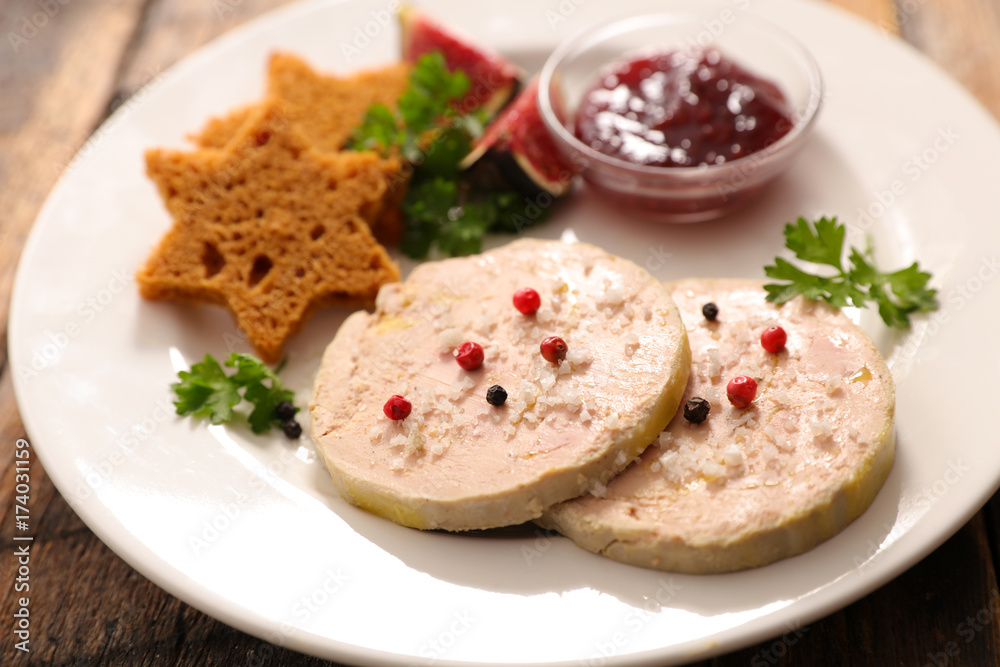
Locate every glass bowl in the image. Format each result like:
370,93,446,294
537,5,823,222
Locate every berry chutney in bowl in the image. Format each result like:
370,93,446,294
538,5,823,222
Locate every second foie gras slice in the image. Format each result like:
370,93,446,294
310,239,690,531
539,279,895,573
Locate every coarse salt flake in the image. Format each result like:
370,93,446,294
448,381,465,401
705,387,720,406
731,410,756,429
809,420,834,440
605,285,626,306
624,332,640,356
706,348,722,380
723,445,744,466
475,311,497,332
438,327,463,350
702,461,726,480
405,429,426,454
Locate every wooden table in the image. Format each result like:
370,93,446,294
2,0,1000,664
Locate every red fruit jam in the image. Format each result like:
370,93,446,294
574,48,793,168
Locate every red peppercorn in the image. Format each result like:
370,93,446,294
760,326,787,353
726,376,757,409
454,341,484,370
540,336,568,363
383,395,411,420
513,288,541,315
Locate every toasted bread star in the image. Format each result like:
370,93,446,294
192,54,412,244
195,53,411,152
138,101,400,363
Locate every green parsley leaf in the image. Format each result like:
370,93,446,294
348,52,470,161
170,352,296,435
489,190,549,234
783,216,845,268
399,176,456,257
398,175,551,259
244,380,295,435
348,50,556,259
172,355,242,424
437,200,493,257
418,123,474,178
350,104,399,153
763,216,938,328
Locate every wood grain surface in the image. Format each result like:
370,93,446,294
2,0,1000,665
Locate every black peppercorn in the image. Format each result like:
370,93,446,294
274,400,296,421
702,302,719,321
486,384,508,406
282,419,302,439
683,397,711,424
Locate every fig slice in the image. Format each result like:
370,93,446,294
461,76,577,197
398,3,523,117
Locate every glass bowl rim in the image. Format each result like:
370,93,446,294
536,7,825,182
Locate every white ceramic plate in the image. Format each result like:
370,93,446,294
10,0,1000,664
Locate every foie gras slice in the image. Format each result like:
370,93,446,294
309,239,690,531
539,278,895,572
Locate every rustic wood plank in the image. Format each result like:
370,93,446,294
0,2,152,662
113,0,302,96
829,0,900,32
699,513,1000,667
900,0,1000,118
0,0,150,336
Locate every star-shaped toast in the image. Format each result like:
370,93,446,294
193,54,412,244
195,53,411,153
138,101,400,363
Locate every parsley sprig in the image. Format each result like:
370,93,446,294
349,51,473,163
349,52,546,258
764,216,939,328
400,176,544,258
171,353,296,434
